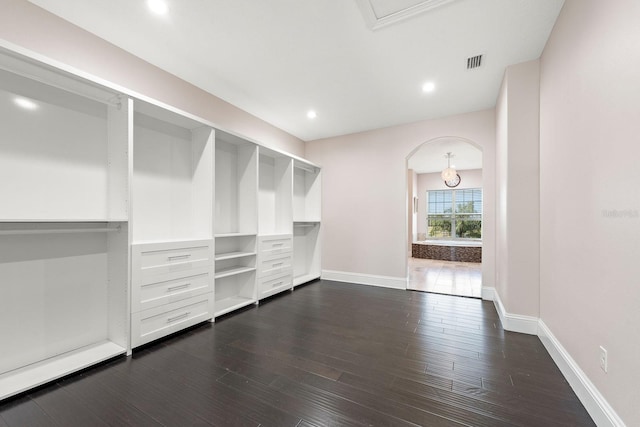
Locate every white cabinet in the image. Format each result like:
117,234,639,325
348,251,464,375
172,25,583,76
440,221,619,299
131,293,213,348
0,49,130,400
257,235,294,300
130,239,214,347
130,101,215,348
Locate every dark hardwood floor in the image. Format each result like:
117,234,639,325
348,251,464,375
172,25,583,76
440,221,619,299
0,280,595,426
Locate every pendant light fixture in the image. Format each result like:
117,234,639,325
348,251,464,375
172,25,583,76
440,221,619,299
441,152,457,182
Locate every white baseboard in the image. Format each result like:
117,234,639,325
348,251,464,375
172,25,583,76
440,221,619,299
492,290,539,335
538,321,626,427
481,286,495,301
321,270,406,290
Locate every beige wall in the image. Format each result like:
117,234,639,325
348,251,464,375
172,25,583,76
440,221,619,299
0,0,304,157
539,0,640,424
495,59,541,318
415,169,483,239
306,109,496,286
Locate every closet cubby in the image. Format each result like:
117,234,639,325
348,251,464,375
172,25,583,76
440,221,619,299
292,161,322,286
293,161,322,222
214,270,256,316
132,100,214,244
0,60,129,222
293,222,322,286
215,131,258,235
214,131,259,315
0,47,130,400
0,222,129,400
258,148,293,235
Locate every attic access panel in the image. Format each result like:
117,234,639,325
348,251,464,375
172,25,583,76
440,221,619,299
356,0,460,30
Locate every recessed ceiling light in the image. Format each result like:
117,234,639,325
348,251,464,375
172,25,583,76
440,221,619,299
147,0,168,15
14,97,38,110
422,82,436,93
307,110,317,119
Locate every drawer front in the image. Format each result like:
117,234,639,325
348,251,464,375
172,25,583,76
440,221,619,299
132,240,213,282
258,235,292,255
257,252,293,278
132,267,213,313
131,294,213,348
258,272,293,300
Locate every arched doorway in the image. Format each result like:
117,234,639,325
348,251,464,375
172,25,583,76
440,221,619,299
406,137,484,298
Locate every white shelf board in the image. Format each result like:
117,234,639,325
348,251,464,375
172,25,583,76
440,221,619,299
259,283,293,300
132,236,213,246
215,232,257,238
0,341,125,400
294,273,321,287
0,219,128,223
214,251,256,261
214,296,255,317
214,266,256,279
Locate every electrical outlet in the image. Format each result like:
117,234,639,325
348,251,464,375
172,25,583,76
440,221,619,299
599,346,608,373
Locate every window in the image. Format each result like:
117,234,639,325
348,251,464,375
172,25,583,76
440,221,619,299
427,188,482,239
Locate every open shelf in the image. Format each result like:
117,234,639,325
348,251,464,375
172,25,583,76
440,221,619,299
214,266,256,279
215,232,257,238
214,268,256,317
0,341,125,400
215,251,257,261
214,296,255,317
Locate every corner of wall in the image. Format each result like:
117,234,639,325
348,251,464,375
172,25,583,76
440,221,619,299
538,320,626,427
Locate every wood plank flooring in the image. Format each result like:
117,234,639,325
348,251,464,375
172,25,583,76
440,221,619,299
0,280,595,426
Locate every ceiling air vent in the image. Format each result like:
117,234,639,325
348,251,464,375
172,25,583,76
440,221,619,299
466,54,483,70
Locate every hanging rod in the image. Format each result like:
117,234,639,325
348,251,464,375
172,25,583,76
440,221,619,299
0,225,122,235
293,223,319,228
294,163,316,173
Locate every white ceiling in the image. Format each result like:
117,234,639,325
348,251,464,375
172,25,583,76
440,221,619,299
407,138,482,174
28,0,564,142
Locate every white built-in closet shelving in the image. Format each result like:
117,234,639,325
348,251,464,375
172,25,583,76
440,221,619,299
214,131,258,316
0,49,129,400
0,45,322,401
130,100,215,348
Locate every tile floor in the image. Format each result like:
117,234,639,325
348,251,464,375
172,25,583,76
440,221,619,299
407,257,482,298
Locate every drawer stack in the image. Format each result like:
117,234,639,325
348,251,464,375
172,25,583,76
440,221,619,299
131,239,214,348
257,234,293,300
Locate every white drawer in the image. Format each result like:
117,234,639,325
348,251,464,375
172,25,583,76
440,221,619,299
132,240,213,282
131,294,213,348
258,272,293,300
132,267,213,313
258,235,292,255
257,252,293,277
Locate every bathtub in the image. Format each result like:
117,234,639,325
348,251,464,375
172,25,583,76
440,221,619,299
412,239,482,262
